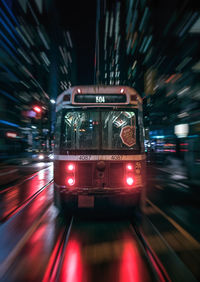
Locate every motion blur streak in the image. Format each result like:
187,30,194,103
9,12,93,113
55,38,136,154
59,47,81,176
60,239,83,282
145,247,170,282
38,168,46,181
119,240,150,282
42,231,65,282
1,188,19,220
0,167,52,222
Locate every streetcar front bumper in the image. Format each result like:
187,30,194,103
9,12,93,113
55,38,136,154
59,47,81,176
54,184,142,213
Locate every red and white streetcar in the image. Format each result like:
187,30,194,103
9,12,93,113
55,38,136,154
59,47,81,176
53,85,146,214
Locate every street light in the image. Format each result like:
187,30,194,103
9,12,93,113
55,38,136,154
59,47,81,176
50,99,56,104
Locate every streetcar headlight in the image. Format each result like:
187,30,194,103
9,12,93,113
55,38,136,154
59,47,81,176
126,177,134,186
67,163,75,171
67,177,75,186
38,154,44,160
126,164,133,171
65,163,75,187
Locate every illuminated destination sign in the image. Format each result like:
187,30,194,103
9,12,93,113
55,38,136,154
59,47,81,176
74,94,127,103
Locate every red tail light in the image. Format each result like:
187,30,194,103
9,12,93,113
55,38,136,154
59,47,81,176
67,163,75,171
67,177,75,186
65,163,75,187
126,177,134,186
126,164,133,171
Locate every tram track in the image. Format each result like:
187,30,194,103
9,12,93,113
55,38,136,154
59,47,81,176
0,175,58,281
41,215,171,282
0,206,52,280
0,170,73,282
0,167,196,282
0,171,38,194
44,214,199,282
42,217,74,282
0,204,194,282
130,221,171,282
0,179,53,223
0,166,52,194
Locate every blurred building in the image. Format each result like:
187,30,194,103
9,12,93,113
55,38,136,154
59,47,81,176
97,0,126,85
1,0,200,176
0,0,76,158
98,0,200,124
96,0,200,181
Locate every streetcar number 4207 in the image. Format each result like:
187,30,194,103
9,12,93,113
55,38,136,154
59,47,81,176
96,96,105,103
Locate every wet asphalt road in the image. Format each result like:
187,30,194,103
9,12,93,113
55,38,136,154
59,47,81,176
0,163,199,281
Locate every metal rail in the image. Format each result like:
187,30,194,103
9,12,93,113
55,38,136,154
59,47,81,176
42,217,74,282
130,221,171,282
0,179,53,223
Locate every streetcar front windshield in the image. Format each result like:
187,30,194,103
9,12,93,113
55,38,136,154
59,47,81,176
62,109,140,150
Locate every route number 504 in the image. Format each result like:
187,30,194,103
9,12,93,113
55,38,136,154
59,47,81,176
96,96,105,103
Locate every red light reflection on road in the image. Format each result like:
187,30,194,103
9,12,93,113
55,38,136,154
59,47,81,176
30,225,47,244
42,232,64,282
119,240,148,282
38,169,46,181
60,239,83,282
26,225,47,267
0,189,19,220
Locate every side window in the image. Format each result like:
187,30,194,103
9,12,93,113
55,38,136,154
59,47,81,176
54,111,62,151
138,111,145,152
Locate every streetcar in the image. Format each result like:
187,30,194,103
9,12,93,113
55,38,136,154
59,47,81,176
53,85,146,214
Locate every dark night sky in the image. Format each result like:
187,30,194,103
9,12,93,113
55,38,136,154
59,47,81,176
55,0,97,85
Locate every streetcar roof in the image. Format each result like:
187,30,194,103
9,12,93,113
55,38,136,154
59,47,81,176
56,85,143,111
